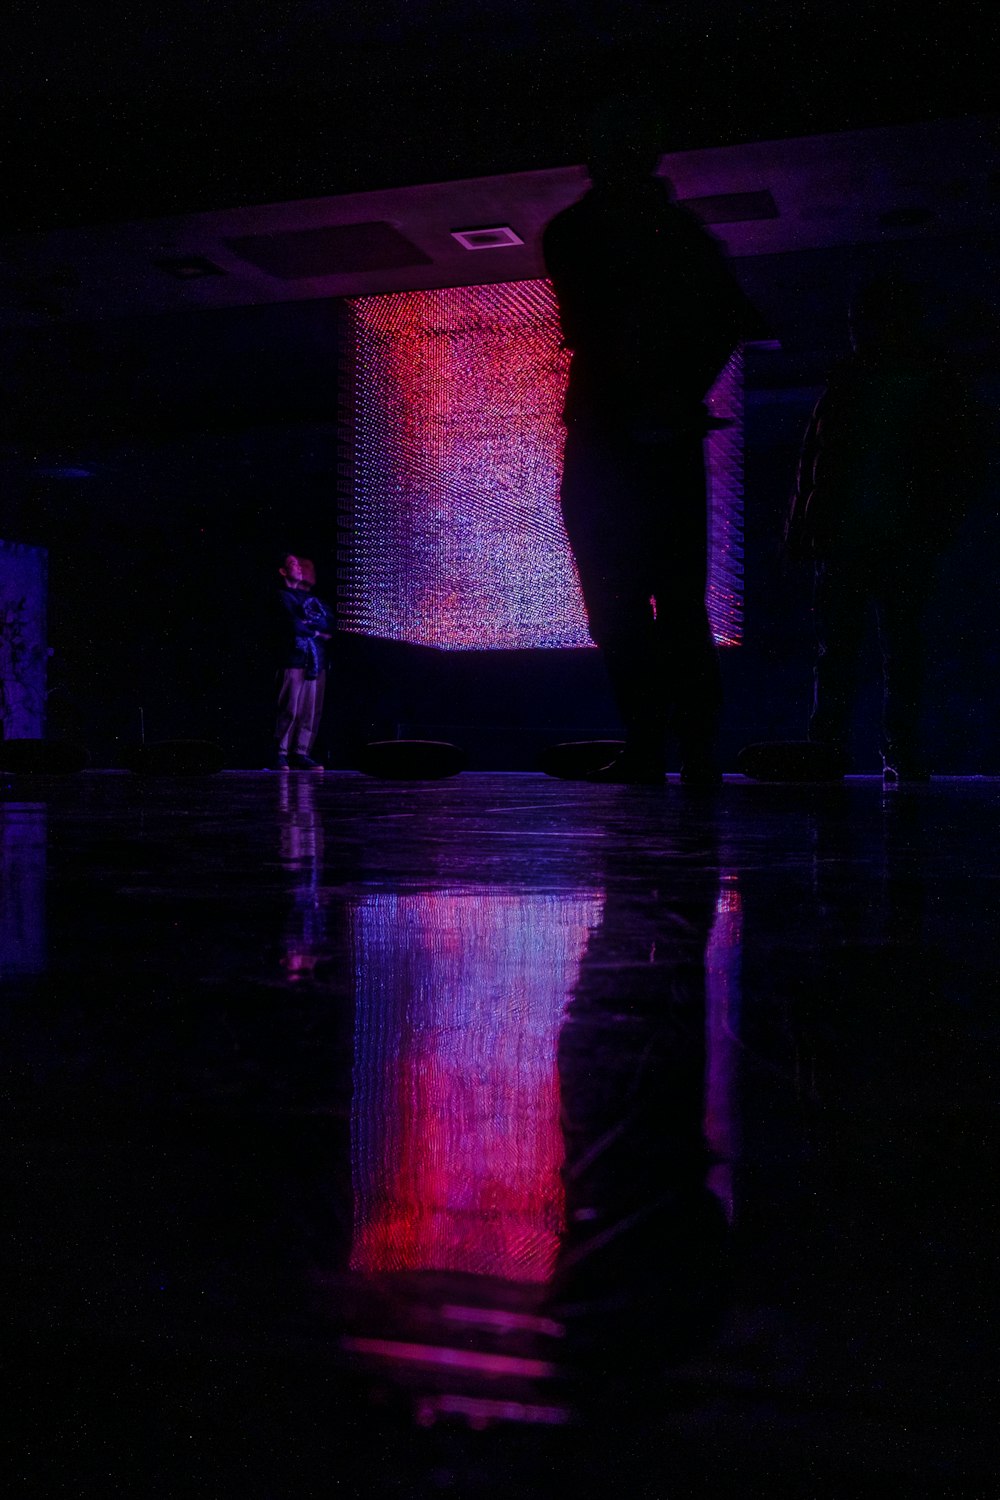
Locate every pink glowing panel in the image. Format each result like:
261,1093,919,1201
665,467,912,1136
341,281,743,650
349,887,604,1284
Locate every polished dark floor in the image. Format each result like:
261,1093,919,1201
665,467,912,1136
2,772,998,1497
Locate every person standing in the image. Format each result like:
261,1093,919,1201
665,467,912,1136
543,124,761,784
274,553,335,771
786,276,978,781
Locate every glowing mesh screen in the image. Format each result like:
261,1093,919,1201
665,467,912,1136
341,281,743,649
349,886,604,1284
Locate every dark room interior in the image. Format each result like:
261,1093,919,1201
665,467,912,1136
2,4,998,1496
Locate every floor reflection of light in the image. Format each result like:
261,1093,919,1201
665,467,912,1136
0,803,47,978
414,1394,571,1430
349,888,604,1284
705,873,743,1222
275,776,326,982
341,1337,559,1379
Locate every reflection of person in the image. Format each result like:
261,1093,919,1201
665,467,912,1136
786,276,978,781
276,774,327,980
543,125,761,784
274,554,335,771
547,826,730,1379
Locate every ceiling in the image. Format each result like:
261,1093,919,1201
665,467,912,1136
1,1,995,237
1,116,996,330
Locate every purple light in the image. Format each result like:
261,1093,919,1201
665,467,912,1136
348,887,604,1284
340,281,743,650
341,1337,559,1380
705,873,743,1221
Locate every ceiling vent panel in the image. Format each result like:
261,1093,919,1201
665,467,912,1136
224,222,432,279
450,226,524,250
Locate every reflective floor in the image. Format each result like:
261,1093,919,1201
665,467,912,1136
2,772,998,1496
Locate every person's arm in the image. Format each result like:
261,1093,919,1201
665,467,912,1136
275,586,312,661
276,586,305,629
687,227,769,393
784,393,826,562
301,590,337,640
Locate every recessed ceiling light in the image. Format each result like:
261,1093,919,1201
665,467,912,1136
450,226,524,251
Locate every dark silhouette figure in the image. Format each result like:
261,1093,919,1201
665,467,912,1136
543,131,761,784
545,826,733,1472
786,276,979,780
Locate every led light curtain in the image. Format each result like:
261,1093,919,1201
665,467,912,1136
349,887,604,1284
341,281,743,650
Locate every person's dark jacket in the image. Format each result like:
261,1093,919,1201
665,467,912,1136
786,347,979,563
543,180,762,435
275,585,335,678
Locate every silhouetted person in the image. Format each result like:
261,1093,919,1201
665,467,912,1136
543,129,761,784
274,553,335,771
786,276,978,780
546,825,731,1413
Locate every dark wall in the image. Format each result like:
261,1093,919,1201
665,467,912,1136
1,302,346,764
2,427,343,763
734,386,1000,772
2,246,997,771
4,3,994,234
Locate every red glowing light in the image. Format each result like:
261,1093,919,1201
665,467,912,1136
340,282,744,650
349,888,604,1283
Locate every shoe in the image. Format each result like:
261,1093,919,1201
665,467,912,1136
883,755,930,784
583,749,665,785
290,753,324,772
274,752,290,771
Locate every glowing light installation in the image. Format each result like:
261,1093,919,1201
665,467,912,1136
349,887,604,1284
705,350,744,648
340,281,743,650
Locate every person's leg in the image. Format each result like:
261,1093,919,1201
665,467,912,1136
876,559,933,778
647,438,722,782
295,672,326,758
275,668,305,763
809,560,869,764
561,426,666,778
289,673,324,768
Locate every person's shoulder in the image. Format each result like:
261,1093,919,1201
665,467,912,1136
659,196,723,246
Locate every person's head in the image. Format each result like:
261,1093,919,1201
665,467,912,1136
279,553,313,588
848,275,925,354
